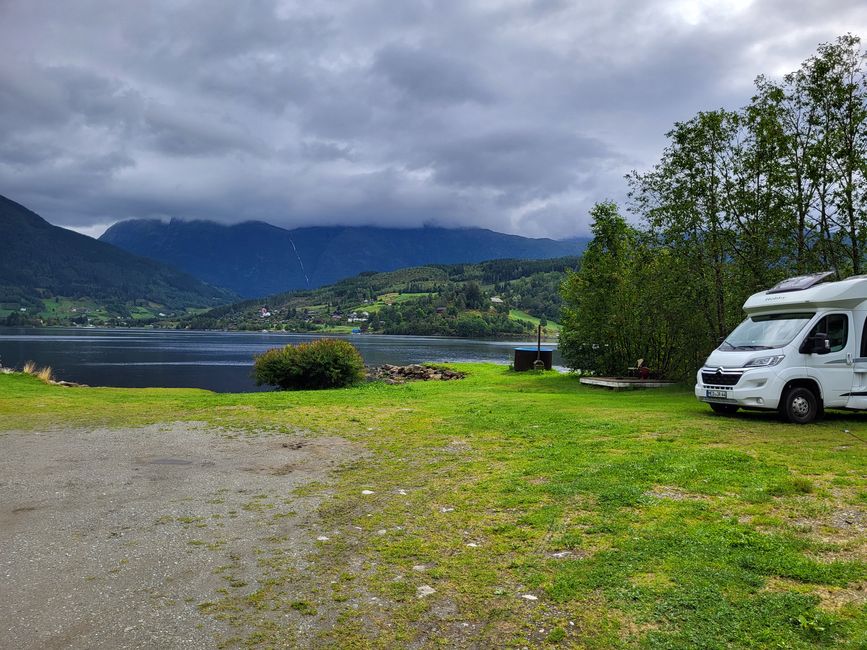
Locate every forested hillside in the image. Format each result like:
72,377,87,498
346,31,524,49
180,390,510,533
0,195,236,326
181,257,579,338
560,35,867,379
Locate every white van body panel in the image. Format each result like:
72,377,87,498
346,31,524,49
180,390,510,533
743,277,867,313
696,350,806,410
849,356,867,409
695,275,867,415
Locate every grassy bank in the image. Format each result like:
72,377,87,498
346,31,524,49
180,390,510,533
1,367,865,648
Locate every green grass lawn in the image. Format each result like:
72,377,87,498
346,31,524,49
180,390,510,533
318,324,356,334
1,367,865,648
509,308,562,334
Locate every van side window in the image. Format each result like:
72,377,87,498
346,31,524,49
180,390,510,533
862,315,867,357
809,314,848,353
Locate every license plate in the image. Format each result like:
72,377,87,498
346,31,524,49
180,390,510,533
706,389,729,399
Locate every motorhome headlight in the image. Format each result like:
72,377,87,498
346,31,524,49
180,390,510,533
744,354,785,368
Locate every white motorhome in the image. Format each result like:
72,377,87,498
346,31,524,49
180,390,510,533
696,271,867,423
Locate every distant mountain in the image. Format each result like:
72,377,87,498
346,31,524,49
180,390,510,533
100,218,587,298
0,195,236,323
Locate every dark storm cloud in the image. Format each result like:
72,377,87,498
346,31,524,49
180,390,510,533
1,0,865,238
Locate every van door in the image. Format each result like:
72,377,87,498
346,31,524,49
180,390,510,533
847,313,867,409
804,313,854,407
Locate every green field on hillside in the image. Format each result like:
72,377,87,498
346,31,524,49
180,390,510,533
350,292,437,314
509,308,562,334
2,367,864,648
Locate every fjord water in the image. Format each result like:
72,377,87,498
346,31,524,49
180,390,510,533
0,328,561,392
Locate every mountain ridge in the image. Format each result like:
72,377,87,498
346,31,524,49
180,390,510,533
101,218,587,298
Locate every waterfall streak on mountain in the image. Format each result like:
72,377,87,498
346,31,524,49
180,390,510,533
288,237,310,288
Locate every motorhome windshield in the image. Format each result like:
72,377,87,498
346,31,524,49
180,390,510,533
720,312,815,350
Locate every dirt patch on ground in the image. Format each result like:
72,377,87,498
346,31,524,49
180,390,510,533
754,498,867,566
829,507,866,532
0,423,360,649
791,505,866,535
790,504,866,547
815,581,867,611
763,577,867,611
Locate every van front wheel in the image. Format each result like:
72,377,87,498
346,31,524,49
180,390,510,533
780,387,819,424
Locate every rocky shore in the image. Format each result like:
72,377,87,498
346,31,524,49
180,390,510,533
367,364,466,384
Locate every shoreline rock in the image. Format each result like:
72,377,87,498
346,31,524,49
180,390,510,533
366,364,465,384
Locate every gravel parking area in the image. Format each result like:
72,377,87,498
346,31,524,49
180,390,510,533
0,423,356,649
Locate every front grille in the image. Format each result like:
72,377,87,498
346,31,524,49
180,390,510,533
701,370,742,386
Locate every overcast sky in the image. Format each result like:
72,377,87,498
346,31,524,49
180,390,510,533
1,1,865,239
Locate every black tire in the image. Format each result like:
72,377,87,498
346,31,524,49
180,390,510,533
709,403,739,415
780,386,819,424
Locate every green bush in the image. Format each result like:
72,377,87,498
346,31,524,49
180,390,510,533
253,338,365,390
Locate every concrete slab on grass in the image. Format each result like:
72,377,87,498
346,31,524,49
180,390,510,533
580,377,678,390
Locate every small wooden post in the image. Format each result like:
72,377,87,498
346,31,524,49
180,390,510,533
537,324,541,359
533,324,545,370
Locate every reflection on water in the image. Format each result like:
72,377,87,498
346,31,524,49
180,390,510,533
0,327,561,392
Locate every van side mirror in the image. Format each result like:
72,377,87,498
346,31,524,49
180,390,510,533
801,332,830,354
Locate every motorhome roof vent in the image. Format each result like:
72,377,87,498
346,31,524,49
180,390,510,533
767,271,834,294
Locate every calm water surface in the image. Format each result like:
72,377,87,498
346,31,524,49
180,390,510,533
0,328,560,392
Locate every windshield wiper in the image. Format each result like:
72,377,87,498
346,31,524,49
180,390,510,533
731,345,773,350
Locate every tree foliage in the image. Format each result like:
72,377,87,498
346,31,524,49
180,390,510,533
562,35,867,379
560,202,641,374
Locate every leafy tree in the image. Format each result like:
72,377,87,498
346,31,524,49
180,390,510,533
569,34,867,380
462,282,485,310
560,202,643,375
454,314,492,338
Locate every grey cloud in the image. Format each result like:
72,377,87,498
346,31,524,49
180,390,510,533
0,137,65,167
142,105,266,157
197,61,313,114
424,128,614,197
1,0,866,238
301,139,356,162
86,151,136,175
373,44,495,105
299,84,376,141
42,66,142,127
